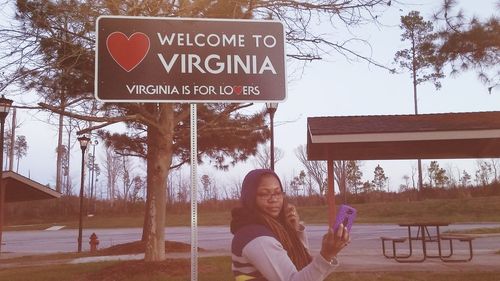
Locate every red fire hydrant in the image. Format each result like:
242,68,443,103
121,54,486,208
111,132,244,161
89,233,99,253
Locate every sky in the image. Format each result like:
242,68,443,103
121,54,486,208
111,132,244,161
3,0,500,195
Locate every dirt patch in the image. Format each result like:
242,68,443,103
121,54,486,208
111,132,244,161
80,259,190,280
96,240,204,256
77,241,212,280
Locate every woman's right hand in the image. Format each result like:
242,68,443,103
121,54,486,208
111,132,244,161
320,224,350,261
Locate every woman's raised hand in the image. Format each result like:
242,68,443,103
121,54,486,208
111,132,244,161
285,204,301,231
320,224,350,261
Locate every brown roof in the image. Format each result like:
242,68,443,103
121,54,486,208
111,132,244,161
3,171,61,203
307,111,500,161
308,111,500,135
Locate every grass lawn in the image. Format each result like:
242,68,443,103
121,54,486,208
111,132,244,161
325,272,500,281
7,196,500,230
296,196,500,225
1,256,500,281
0,262,114,281
445,227,500,235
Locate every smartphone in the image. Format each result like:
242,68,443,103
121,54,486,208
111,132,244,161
332,204,357,234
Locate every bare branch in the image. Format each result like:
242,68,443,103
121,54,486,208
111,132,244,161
38,102,159,132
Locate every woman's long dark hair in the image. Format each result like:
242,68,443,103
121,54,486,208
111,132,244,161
257,197,312,269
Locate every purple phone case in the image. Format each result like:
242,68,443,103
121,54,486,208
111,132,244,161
333,204,357,233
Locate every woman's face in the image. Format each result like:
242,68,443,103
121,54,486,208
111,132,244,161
255,174,284,218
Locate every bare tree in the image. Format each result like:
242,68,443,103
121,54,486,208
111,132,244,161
334,161,349,200
102,146,121,205
229,176,243,200
254,144,284,169
166,169,175,204
445,163,458,188
304,173,316,196
295,145,327,195
400,174,411,192
121,155,135,203
176,173,189,203
219,181,231,200
475,160,492,187
130,176,146,204
410,164,417,190
490,159,499,183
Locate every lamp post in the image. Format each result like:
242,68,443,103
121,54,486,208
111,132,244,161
265,103,278,171
89,140,98,214
77,135,90,253
0,95,13,254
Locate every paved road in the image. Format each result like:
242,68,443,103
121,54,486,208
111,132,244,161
2,223,500,254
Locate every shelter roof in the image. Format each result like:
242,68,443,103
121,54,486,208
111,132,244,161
307,111,500,160
3,171,61,202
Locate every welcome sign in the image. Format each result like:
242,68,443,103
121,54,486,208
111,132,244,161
95,16,286,102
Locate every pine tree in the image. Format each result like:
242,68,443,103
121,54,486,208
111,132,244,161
372,164,388,191
394,10,444,193
432,0,499,90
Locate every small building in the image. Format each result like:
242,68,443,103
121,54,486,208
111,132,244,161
1,171,61,251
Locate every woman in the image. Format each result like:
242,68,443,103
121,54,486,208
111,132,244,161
231,169,350,281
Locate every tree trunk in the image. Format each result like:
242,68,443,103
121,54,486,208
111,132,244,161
144,104,174,262
411,38,424,193
66,130,71,195
141,191,150,242
55,107,64,193
9,108,16,171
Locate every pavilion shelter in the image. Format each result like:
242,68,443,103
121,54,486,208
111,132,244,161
306,111,500,226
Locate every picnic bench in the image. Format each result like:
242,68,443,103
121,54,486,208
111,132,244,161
439,235,474,262
380,222,474,263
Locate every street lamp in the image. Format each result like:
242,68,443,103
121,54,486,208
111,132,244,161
77,135,90,253
89,140,98,215
0,95,13,254
265,103,278,171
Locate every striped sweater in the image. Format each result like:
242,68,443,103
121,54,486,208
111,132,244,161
231,224,338,281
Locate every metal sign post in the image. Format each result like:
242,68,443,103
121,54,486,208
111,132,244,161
190,104,198,281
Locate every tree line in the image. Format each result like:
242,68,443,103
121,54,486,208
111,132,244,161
70,142,500,205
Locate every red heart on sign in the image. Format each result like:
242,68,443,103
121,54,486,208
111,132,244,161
106,32,150,72
233,86,243,95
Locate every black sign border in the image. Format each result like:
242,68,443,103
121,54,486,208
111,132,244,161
95,15,287,103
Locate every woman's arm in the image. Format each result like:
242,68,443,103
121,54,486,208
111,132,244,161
242,235,338,281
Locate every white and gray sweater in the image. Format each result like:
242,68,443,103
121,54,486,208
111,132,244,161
231,224,338,281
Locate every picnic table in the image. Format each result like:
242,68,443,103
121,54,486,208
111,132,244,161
381,222,474,263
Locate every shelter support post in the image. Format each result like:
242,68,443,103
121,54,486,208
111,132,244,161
327,159,336,229
0,180,4,254
0,118,5,253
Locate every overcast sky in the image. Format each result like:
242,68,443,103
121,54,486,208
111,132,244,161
3,0,499,195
